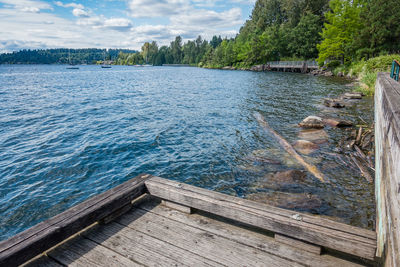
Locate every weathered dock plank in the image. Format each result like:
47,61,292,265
0,173,151,267
84,222,221,267
137,197,365,267
48,236,143,267
145,176,377,260
117,204,301,266
23,255,63,267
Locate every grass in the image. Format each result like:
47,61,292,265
333,54,400,95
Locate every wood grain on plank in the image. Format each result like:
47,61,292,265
23,255,64,267
116,205,301,267
138,197,364,267
0,173,151,267
145,176,376,260
48,236,142,267
375,73,400,266
275,234,321,255
83,221,222,267
162,200,192,214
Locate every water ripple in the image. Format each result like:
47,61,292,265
0,65,375,240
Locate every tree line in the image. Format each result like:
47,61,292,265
116,35,221,66
119,0,400,68
0,48,137,64
1,0,399,67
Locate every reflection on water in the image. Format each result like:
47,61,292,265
0,65,375,240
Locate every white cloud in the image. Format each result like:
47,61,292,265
0,0,53,12
170,7,242,28
72,8,89,17
21,6,40,13
103,18,133,31
0,7,137,53
127,0,189,18
54,2,89,18
0,0,252,52
54,1,84,9
76,16,103,27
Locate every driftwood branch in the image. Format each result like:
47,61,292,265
350,154,373,183
254,112,326,183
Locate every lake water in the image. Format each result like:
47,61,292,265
0,65,375,240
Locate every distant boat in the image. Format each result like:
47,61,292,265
66,49,79,69
101,49,112,68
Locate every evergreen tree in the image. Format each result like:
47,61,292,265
356,0,400,56
317,0,365,65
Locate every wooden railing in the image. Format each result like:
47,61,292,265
375,73,400,266
267,61,318,67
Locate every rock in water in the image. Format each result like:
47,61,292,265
299,116,325,129
268,170,307,184
323,98,345,108
323,118,353,127
254,170,307,190
298,129,329,144
293,140,319,154
342,92,362,99
247,191,322,210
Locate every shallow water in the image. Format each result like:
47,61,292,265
0,65,375,240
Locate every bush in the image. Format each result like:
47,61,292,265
364,54,400,72
326,60,341,69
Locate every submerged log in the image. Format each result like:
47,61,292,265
350,154,373,183
254,112,326,183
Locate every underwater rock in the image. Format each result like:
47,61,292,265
293,140,319,155
299,116,325,129
247,191,322,210
323,98,345,108
254,148,302,168
254,170,307,190
342,92,362,99
323,118,353,127
248,149,281,164
268,170,307,184
298,129,329,144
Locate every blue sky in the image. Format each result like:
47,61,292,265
0,0,255,53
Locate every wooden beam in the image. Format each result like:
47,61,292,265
0,173,151,267
145,176,377,260
275,234,321,255
162,200,192,214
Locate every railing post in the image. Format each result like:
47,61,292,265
390,60,400,81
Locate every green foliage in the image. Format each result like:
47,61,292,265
0,48,137,64
317,0,365,65
202,0,329,67
356,0,400,56
116,35,210,66
364,55,400,72
326,60,341,69
287,13,322,59
333,54,400,95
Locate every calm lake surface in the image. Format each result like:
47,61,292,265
0,65,375,240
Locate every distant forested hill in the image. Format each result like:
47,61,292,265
0,48,137,64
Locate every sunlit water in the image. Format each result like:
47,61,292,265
0,65,375,240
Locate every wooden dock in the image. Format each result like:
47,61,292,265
0,174,377,266
267,61,319,73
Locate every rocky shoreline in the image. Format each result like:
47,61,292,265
244,90,375,214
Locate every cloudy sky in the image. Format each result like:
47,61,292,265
0,0,255,53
